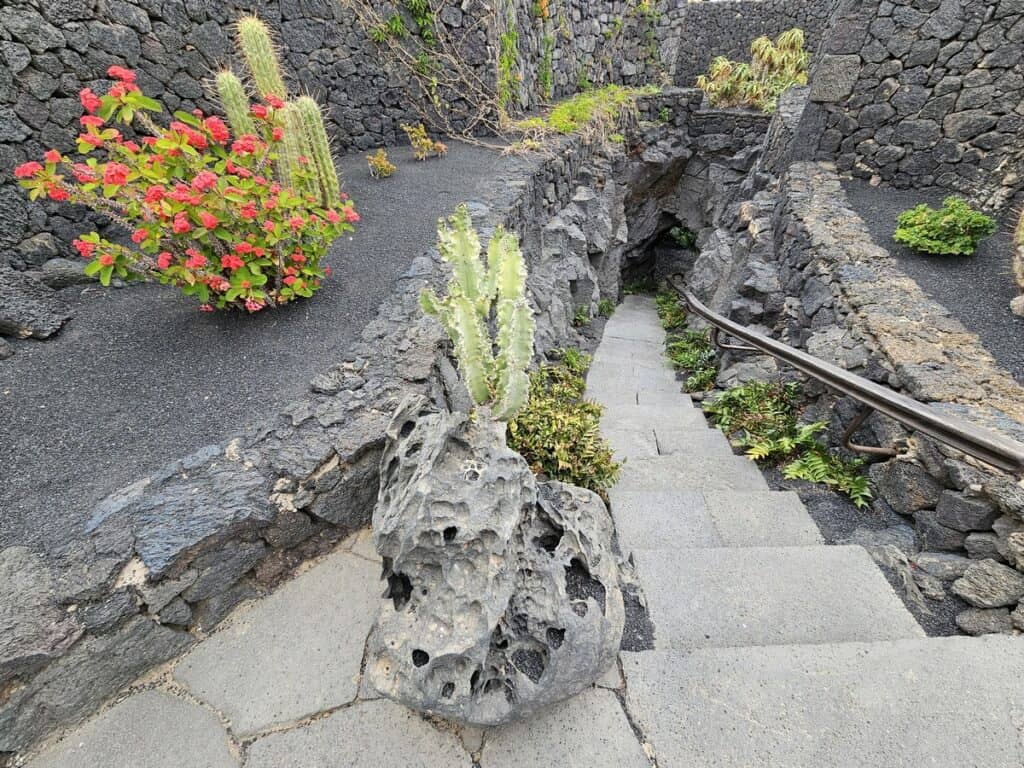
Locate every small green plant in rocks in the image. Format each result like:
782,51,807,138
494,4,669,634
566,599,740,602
703,380,872,508
508,352,620,496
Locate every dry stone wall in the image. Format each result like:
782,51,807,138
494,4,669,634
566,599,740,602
802,0,1024,210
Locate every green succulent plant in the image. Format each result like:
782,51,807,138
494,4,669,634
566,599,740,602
420,205,535,421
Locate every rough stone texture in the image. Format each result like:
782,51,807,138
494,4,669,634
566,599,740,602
0,265,71,338
951,559,1024,608
955,607,1015,636
27,691,237,768
803,0,1024,210
244,699,471,768
173,550,378,737
366,395,624,726
0,616,190,754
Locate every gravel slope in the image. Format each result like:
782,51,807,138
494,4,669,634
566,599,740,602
0,141,517,553
841,178,1024,383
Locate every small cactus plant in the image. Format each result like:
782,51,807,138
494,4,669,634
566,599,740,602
420,204,535,421
214,14,341,206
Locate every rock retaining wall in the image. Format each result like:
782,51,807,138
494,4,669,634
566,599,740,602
0,89,770,762
801,0,1024,211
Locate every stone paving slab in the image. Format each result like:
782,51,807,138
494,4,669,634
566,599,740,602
622,636,1024,767
614,455,770,493
481,688,649,768
705,491,824,547
245,698,471,768
632,545,924,651
173,550,379,737
610,490,722,552
28,690,237,767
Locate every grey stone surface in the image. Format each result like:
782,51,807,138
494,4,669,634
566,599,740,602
955,607,1015,636
245,699,471,768
911,551,973,581
934,491,1000,532
366,396,623,726
0,547,82,687
633,545,924,651
622,637,1024,767
173,550,379,737
0,266,71,339
482,688,648,768
0,617,190,754
610,490,721,553
28,691,236,768
704,491,823,548
614,454,770,494
951,558,1024,608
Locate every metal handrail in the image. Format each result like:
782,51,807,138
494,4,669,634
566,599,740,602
667,274,1024,477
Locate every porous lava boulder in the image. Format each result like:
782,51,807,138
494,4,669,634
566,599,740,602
366,395,624,725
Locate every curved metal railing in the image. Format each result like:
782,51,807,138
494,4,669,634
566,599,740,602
667,274,1024,477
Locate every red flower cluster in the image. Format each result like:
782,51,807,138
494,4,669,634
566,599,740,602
14,69,357,311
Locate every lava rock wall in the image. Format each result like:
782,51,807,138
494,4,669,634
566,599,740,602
802,0,1024,210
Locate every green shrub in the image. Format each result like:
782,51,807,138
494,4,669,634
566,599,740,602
572,305,590,327
598,298,616,317
508,355,620,495
703,381,872,508
669,225,696,250
666,329,717,392
623,276,656,295
511,84,658,148
894,196,996,256
696,28,808,113
655,290,688,330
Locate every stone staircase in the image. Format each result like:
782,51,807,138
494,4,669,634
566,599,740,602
586,295,1024,767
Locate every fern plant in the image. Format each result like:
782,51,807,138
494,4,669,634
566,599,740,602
704,380,872,508
420,204,535,421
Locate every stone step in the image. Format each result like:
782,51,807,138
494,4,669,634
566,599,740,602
621,636,1024,767
614,454,770,494
610,490,822,554
600,408,711,461
632,545,924,651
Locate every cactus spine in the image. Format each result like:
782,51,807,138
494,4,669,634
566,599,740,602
215,70,255,139
295,96,341,206
236,15,287,100
420,205,535,421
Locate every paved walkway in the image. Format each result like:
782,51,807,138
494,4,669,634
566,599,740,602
24,296,1024,767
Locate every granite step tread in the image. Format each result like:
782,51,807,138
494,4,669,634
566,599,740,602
609,490,822,553
614,454,771,493
621,636,1024,767
632,545,925,651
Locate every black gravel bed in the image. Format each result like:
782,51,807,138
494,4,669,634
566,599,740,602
763,466,965,637
841,178,1024,383
0,141,517,554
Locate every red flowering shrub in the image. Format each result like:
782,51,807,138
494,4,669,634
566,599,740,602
15,66,358,312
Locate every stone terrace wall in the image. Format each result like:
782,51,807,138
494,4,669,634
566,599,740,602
662,0,839,86
739,160,1024,633
0,90,772,761
803,0,1024,211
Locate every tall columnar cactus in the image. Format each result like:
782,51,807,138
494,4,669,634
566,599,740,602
420,205,535,421
214,70,255,139
295,96,342,207
213,14,341,206
236,15,288,100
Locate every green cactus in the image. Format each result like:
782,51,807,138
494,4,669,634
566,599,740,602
215,70,255,138
420,205,535,421
236,15,287,100
294,96,341,206
213,14,342,206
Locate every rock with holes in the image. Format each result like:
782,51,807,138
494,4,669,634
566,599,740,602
366,394,624,726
